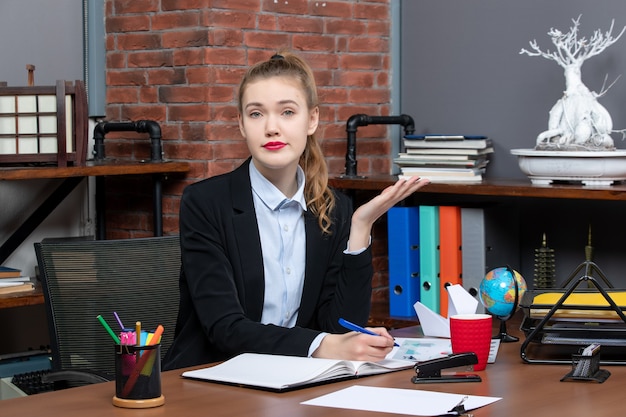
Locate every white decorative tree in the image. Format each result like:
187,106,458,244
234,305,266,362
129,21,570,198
520,16,626,151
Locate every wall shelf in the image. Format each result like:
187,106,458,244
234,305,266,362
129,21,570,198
329,176,626,202
331,176,626,327
0,284,43,309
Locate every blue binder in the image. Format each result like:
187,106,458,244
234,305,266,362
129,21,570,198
419,205,440,313
387,206,420,317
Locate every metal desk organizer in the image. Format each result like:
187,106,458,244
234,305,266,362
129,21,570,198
560,343,610,383
0,80,88,167
520,272,626,365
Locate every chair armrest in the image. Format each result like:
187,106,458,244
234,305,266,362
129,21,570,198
41,369,112,385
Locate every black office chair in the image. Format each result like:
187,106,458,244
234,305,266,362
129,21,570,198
33,235,181,389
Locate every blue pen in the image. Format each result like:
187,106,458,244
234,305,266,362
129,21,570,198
338,318,400,347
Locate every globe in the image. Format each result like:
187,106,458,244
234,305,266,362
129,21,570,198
479,267,527,318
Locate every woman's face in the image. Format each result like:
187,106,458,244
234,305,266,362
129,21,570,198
238,76,319,177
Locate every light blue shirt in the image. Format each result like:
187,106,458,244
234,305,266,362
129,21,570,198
250,162,307,328
249,162,368,356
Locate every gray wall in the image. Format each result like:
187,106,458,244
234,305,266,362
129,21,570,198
0,0,84,85
399,1,626,287
0,0,86,356
400,0,626,179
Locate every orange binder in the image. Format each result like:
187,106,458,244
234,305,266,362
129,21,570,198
438,206,463,317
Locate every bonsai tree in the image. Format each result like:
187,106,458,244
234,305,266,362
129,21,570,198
520,16,626,151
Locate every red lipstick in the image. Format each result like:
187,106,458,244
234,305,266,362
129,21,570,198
263,141,286,151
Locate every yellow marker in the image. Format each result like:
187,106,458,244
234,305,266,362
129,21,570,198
135,321,141,346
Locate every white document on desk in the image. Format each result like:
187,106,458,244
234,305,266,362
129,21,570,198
302,385,501,416
391,337,501,364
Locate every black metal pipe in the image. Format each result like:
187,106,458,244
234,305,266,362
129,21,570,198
344,114,415,178
153,175,163,237
94,170,164,240
92,120,165,238
95,176,106,240
93,120,163,161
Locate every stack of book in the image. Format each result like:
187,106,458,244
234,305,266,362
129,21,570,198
0,266,35,295
394,135,494,183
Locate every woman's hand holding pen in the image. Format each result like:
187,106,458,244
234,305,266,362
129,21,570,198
348,176,430,251
312,327,396,362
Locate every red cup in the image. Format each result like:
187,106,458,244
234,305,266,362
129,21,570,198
449,313,492,371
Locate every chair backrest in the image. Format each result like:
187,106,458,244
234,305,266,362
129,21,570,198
35,235,180,378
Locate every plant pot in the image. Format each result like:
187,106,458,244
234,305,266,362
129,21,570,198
510,149,626,186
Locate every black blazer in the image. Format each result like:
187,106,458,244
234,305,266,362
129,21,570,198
163,159,373,370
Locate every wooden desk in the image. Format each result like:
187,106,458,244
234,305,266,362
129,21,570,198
3,322,624,416
0,160,189,263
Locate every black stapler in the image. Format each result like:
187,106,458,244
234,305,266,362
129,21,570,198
411,352,482,384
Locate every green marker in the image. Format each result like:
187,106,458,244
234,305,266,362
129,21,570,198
97,314,121,344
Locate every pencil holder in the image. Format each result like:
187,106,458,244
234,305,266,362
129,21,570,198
112,343,165,408
560,347,610,383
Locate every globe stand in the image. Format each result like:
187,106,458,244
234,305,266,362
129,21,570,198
492,266,520,343
494,317,519,343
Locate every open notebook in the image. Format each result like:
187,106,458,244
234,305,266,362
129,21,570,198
182,352,413,392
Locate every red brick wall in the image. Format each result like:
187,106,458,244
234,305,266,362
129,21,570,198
103,0,395,319
103,0,393,238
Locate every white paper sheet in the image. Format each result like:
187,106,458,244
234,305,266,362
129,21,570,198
390,337,500,364
414,284,479,338
302,385,501,416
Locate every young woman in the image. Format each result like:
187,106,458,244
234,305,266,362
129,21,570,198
163,52,429,370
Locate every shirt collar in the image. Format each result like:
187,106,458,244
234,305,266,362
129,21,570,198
249,161,307,212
